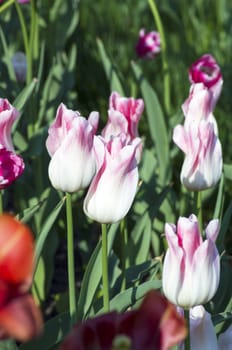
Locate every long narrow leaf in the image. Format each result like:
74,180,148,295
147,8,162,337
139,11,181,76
131,61,170,185
97,38,124,95
77,223,119,320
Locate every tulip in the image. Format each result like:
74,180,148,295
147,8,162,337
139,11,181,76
189,54,223,110
0,99,24,189
178,306,218,350
135,29,161,59
83,135,139,223
182,83,217,132
218,325,232,350
0,214,42,341
61,290,187,350
173,119,222,191
46,103,99,193
102,91,144,143
162,214,220,308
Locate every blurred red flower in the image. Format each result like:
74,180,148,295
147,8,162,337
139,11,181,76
0,214,42,341
61,290,186,350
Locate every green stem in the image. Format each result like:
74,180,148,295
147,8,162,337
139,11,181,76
102,223,110,312
14,0,31,84
194,191,203,234
0,191,3,214
120,219,128,292
184,309,191,350
148,0,171,115
66,192,77,326
0,0,14,13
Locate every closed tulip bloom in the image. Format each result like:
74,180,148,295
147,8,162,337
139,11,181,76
46,103,99,193
162,214,220,308
102,91,144,143
173,118,222,191
0,99,24,189
83,135,139,223
182,83,217,132
178,306,218,350
218,325,232,350
189,54,223,110
135,29,161,59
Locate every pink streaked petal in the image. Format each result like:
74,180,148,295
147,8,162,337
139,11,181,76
88,111,99,134
0,103,19,152
191,240,220,303
0,149,24,189
173,125,188,154
102,110,128,141
176,216,202,264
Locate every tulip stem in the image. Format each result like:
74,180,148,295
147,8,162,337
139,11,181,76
102,223,110,312
120,219,129,292
148,0,171,115
194,191,203,234
184,309,191,350
0,0,14,13
66,192,77,326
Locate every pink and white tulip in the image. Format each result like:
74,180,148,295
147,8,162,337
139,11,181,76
162,214,220,308
135,29,161,59
83,135,139,223
102,91,144,161
0,99,24,189
46,103,99,193
173,119,222,191
102,91,144,143
189,54,223,110
182,83,217,132
178,306,218,350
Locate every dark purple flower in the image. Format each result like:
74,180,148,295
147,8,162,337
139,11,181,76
135,29,161,59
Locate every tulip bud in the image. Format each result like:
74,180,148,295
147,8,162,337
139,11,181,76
135,29,161,59
162,215,220,308
46,103,99,193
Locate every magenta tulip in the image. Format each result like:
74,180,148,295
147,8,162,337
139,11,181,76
135,29,161,59
162,215,220,308
83,135,139,223
46,103,99,193
189,54,223,109
0,99,24,189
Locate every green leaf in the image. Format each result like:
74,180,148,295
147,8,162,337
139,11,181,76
13,79,37,112
19,312,69,350
97,38,124,95
0,340,18,350
131,61,170,185
77,222,119,320
223,164,232,181
98,279,162,314
34,196,65,272
216,200,232,253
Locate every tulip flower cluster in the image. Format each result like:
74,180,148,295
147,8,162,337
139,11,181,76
46,91,144,224
0,214,42,341
173,54,223,191
61,290,187,350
